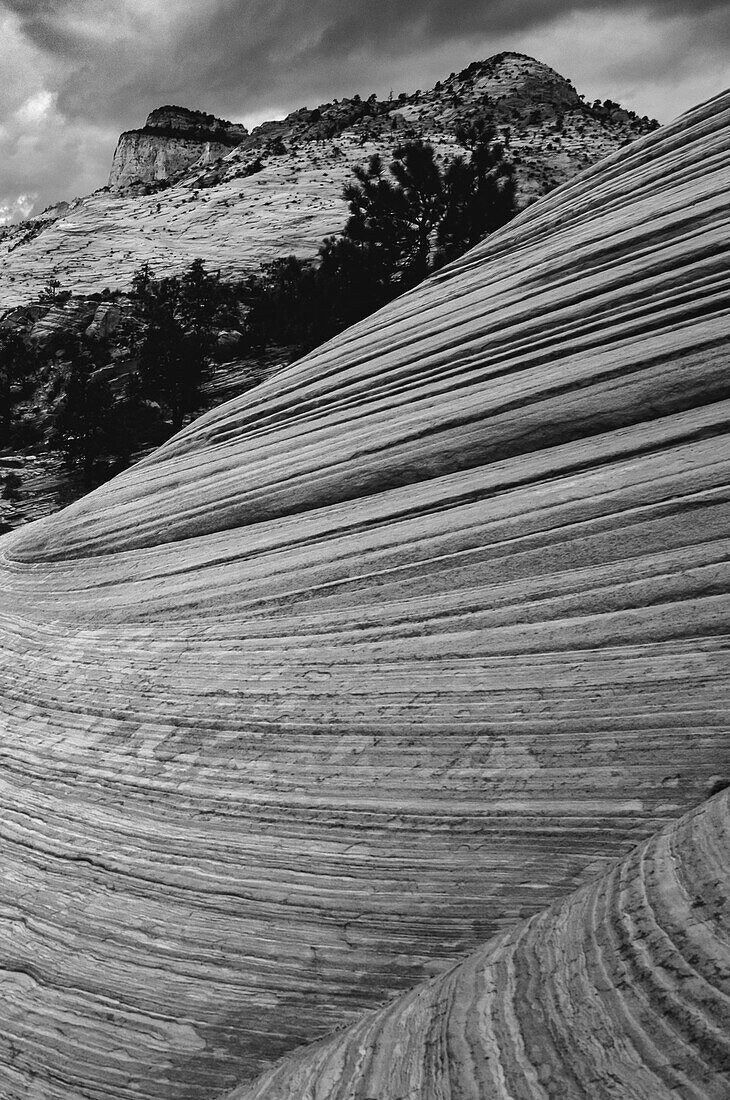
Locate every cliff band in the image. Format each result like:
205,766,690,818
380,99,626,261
108,106,249,191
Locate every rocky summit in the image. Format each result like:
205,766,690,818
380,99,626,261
0,85,727,1099
108,106,249,191
0,53,658,308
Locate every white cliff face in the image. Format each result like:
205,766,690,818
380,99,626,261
108,133,231,190
108,106,248,191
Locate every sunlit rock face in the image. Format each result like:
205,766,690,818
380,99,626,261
230,787,730,1100
0,92,728,1100
108,105,248,191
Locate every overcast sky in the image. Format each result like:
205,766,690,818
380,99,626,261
1,0,728,223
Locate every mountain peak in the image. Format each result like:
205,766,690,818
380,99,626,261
108,106,248,191
143,105,248,136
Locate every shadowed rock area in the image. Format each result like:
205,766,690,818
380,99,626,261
230,788,730,1100
0,90,728,1099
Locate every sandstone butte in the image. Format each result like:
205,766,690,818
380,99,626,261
107,106,249,192
0,87,728,1099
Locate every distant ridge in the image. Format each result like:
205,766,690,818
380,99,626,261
108,106,248,190
0,52,658,308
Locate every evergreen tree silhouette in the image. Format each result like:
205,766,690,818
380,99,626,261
343,142,445,289
436,120,515,267
132,260,226,430
49,339,117,478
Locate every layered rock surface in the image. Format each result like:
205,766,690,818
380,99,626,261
0,54,657,308
231,788,730,1100
108,106,248,191
0,90,728,1099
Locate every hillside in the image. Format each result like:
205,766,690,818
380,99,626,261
0,53,657,309
0,85,727,1100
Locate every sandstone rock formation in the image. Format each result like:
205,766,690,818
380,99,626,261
8,294,139,351
230,788,730,1100
108,106,248,192
0,89,727,1100
0,54,657,308
25,296,98,349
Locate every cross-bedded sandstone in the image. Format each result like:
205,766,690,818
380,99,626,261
0,89,727,1100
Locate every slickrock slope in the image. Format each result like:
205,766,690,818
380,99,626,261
0,54,656,308
231,788,730,1100
108,106,248,191
0,92,728,1099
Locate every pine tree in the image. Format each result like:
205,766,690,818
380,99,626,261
49,341,117,477
435,122,515,267
131,260,226,430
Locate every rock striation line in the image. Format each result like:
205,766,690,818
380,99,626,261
0,93,728,1099
230,788,730,1100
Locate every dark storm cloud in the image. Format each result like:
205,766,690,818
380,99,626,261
123,0,730,97
0,0,728,218
6,2,730,101
1,0,84,53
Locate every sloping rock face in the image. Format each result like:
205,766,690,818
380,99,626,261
0,93,728,1099
0,54,657,308
25,296,98,349
108,105,248,191
1,294,139,352
231,788,730,1100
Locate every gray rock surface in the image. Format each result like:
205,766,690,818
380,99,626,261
108,105,248,191
0,87,727,1100
231,789,730,1100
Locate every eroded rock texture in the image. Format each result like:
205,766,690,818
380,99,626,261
231,789,730,1100
0,92,728,1099
108,106,248,191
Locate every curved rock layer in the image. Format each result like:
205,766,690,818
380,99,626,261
0,94,728,1099
232,789,730,1100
